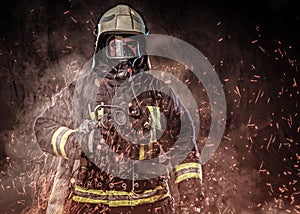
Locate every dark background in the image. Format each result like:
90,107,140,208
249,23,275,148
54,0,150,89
0,0,299,213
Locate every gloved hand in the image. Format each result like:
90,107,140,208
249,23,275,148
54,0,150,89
64,133,83,160
63,119,97,160
177,179,205,214
77,119,97,134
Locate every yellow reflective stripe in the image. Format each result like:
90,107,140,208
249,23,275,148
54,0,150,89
75,185,107,196
175,172,201,184
148,106,154,122
90,112,95,120
51,126,66,156
147,106,161,130
150,128,156,143
139,145,145,160
88,104,95,120
175,162,201,172
155,107,161,130
59,129,75,159
75,186,119,195
74,185,164,196
148,143,153,158
143,185,164,194
73,196,106,204
148,106,161,143
72,193,169,207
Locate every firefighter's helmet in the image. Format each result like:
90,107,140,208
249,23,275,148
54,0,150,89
94,4,147,54
93,4,150,71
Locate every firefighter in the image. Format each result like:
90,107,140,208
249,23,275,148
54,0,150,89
34,4,204,214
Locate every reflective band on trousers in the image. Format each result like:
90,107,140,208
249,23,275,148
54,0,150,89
174,162,202,183
72,185,170,207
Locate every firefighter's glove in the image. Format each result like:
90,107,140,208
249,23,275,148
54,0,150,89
77,119,96,134
177,180,205,214
177,191,204,214
71,119,97,159
64,134,82,160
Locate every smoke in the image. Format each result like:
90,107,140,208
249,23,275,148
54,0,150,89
0,0,299,213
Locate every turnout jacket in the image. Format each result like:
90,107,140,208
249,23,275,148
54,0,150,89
34,64,203,210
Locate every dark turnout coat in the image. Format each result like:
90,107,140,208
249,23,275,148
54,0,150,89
34,63,203,213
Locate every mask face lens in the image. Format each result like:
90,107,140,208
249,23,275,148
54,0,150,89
126,41,137,49
115,39,124,57
106,36,140,59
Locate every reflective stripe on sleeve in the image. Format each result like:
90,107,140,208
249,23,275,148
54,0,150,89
175,162,201,172
175,162,202,183
60,129,75,159
51,126,75,159
175,172,201,184
51,127,66,156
